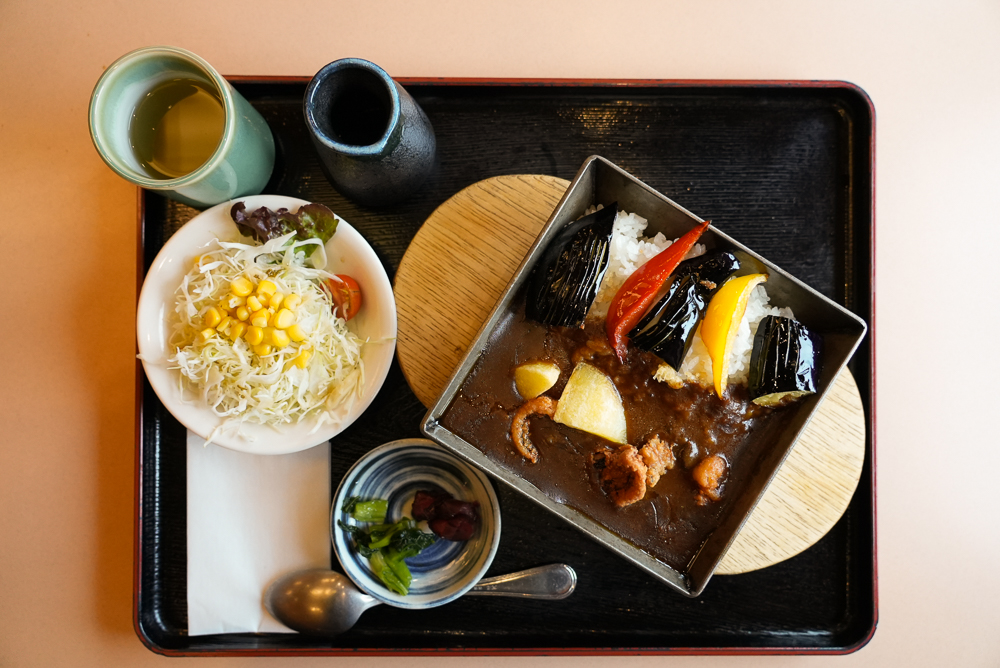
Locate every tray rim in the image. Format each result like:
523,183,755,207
133,76,877,657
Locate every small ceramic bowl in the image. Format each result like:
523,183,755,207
331,439,500,609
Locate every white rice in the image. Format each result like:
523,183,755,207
588,206,705,318
675,285,794,387
589,208,792,389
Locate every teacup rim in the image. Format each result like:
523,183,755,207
88,44,238,189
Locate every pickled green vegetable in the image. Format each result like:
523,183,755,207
342,496,388,522
338,498,437,595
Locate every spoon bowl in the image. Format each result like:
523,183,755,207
265,569,379,636
266,564,576,636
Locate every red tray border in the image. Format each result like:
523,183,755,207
134,75,877,657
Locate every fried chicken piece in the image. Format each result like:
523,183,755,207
639,435,676,488
571,337,613,365
692,454,727,505
653,363,686,389
510,396,558,464
590,445,648,507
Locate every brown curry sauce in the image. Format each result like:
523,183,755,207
441,299,794,571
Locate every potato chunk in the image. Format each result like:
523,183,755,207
553,362,627,444
513,361,561,399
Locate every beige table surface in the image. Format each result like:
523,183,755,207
2,0,999,666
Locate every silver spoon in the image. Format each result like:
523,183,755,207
265,563,577,636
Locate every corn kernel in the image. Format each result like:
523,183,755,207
282,293,302,310
250,309,270,328
231,276,254,297
246,295,263,312
245,326,264,346
217,316,233,334
287,323,307,342
222,293,245,310
256,279,277,297
292,349,312,369
253,343,273,356
229,322,247,341
268,292,284,309
273,308,295,330
270,328,290,348
197,328,216,343
202,306,222,328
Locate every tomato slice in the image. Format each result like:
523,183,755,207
326,275,362,320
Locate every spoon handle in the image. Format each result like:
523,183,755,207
467,563,577,599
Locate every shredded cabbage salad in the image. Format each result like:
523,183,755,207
167,232,365,442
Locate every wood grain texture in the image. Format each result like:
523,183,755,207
395,174,570,407
394,174,866,574
715,369,865,574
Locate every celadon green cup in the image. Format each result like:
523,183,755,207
89,46,275,208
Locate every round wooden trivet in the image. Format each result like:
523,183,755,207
394,174,866,574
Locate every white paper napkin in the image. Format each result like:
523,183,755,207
186,431,332,635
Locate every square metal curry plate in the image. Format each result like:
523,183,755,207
422,155,868,597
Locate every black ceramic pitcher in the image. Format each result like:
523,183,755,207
304,58,436,206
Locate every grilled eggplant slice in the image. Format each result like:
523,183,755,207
629,251,740,369
526,203,618,327
748,315,822,407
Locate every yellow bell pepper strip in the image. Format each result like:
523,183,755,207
700,273,768,398
605,219,711,362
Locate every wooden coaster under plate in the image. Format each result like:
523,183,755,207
394,174,866,575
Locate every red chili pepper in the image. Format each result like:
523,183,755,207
605,219,711,361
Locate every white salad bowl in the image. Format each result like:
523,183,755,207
136,194,397,455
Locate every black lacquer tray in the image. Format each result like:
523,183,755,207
135,77,876,655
